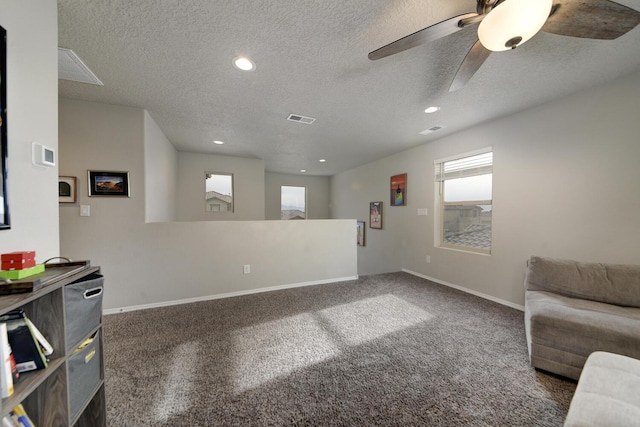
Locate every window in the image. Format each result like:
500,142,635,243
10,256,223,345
205,173,233,212
281,186,306,220
435,149,492,254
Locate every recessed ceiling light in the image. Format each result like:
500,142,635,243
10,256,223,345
233,56,255,71
424,106,440,113
319,159,326,163
300,169,306,173
213,140,225,145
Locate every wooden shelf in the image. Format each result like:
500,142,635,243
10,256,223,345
0,263,96,313
0,357,65,415
0,262,105,426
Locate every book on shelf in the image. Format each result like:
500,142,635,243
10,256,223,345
0,322,14,398
24,319,52,357
1,404,35,427
2,310,49,373
1,308,53,355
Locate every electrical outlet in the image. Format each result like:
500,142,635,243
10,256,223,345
426,255,431,264
243,264,251,274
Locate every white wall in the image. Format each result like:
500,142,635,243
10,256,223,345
0,2,59,259
59,98,145,225
101,219,357,311
330,162,410,276
59,99,357,310
177,152,265,221
265,172,330,220
144,111,177,223
331,70,640,307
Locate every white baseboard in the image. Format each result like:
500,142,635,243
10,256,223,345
402,269,524,312
103,275,359,315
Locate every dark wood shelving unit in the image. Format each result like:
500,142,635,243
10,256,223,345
0,262,105,426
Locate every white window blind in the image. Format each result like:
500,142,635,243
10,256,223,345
435,151,493,182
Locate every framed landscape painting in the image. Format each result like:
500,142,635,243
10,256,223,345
390,173,407,206
88,170,130,197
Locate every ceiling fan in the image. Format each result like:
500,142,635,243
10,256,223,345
369,0,640,91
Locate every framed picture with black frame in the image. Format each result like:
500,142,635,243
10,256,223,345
0,25,9,230
88,170,130,197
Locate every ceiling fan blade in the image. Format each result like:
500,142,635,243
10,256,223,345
368,13,479,60
449,40,491,92
542,0,640,40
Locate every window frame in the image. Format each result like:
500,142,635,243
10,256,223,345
434,148,493,255
280,185,307,220
204,172,234,213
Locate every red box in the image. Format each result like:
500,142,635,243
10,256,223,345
2,259,37,270
1,251,36,262
1,251,36,271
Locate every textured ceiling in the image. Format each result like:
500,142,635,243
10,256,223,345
57,0,640,176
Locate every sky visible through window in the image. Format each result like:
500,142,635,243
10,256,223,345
206,174,232,195
282,186,305,212
444,174,492,209
442,152,492,211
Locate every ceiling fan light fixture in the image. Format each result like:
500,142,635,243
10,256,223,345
478,0,552,52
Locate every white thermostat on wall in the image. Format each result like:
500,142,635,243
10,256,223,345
32,142,56,167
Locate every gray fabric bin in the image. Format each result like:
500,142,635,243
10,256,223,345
68,330,102,421
65,272,104,352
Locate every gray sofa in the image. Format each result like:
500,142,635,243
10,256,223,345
524,256,640,380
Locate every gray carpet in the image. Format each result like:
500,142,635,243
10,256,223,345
103,272,576,426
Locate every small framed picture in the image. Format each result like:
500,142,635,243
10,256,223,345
59,176,77,203
357,221,366,246
391,173,407,206
88,170,130,197
369,201,383,229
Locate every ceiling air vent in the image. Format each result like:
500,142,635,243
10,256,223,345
287,114,316,125
419,125,444,135
58,48,104,85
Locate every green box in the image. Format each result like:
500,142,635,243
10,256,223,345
0,264,45,280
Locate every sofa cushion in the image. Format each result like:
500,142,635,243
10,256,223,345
564,351,640,427
525,256,640,307
526,291,640,365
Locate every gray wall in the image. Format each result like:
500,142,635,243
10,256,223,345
331,70,640,307
265,173,330,220
59,99,357,311
0,2,59,258
177,152,265,221
144,111,177,223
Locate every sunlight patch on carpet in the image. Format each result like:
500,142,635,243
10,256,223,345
152,341,200,422
232,313,339,393
319,294,432,346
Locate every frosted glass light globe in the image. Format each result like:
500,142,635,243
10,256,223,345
478,0,552,51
